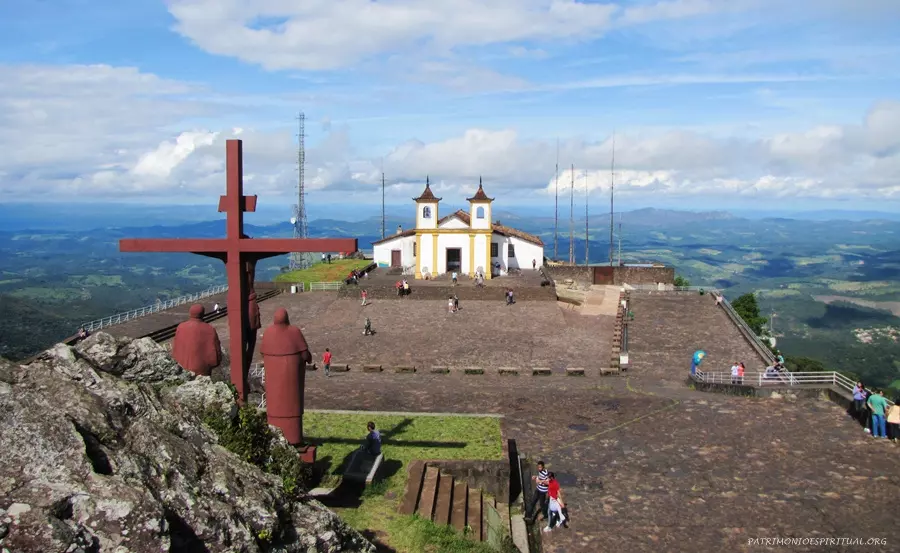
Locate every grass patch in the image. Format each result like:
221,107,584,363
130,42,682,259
306,412,503,552
274,259,371,287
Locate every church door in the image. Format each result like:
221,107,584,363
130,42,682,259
446,248,462,272
391,250,401,268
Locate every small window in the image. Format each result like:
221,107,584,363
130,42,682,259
491,243,498,257
508,244,516,257
422,206,432,218
476,206,485,219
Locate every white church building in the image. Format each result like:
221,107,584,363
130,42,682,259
372,179,545,279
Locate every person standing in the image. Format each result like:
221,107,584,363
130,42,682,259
852,381,867,426
322,348,332,378
737,362,745,385
543,472,567,532
867,390,890,439
361,289,368,306
886,398,900,443
730,362,740,385
527,461,550,523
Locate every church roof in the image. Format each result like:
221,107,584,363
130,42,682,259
414,177,442,202
466,178,494,202
371,228,416,245
440,209,544,246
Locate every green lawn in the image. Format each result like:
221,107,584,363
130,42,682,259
274,259,371,287
304,412,504,553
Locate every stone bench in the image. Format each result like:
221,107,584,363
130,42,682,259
344,450,384,485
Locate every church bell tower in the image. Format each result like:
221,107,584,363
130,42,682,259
414,176,440,230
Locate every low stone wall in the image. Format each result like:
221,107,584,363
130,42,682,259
545,265,674,287
428,459,511,501
338,284,556,302
311,364,618,376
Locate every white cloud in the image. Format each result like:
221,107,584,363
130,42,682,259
1,63,898,204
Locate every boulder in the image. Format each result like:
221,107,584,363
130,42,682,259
0,341,374,553
74,332,192,384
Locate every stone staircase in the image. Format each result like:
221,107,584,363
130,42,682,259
399,461,507,544
627,291,769,382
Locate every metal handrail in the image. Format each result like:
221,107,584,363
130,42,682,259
694,370,894,407
80,284,228,332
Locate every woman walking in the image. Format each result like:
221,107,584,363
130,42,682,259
543,472,567,532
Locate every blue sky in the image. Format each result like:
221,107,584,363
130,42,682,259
1,0,899,215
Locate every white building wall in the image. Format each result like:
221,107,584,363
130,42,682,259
419,233,436,275
469,204,492,229
435,233,470,275
473,234,488,275
373,236,416,269
508,236,544,270
438,216,469,230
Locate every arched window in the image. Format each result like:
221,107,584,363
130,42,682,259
476,206,485,219
423,206,431,218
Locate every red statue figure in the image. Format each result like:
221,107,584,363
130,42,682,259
260,308,313,452
171,304,222,376
245,289,262,374
118,140,357,402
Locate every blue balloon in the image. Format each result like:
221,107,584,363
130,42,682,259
692,350,707,365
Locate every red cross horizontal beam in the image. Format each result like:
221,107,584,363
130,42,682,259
120,237,358,254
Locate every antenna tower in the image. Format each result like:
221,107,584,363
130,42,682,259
618,221,623,266
554,138,559,261
609,132,616,266
584,171,589,265
381,159,386,240
289,112,313,270
569,164,575,265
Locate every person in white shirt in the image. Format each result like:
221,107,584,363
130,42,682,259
730,362,740,384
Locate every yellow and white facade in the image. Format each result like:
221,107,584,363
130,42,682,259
372,179,545,279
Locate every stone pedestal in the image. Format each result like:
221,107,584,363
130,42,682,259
298,444,317,464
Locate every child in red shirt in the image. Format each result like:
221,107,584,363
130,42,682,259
322,348,332,377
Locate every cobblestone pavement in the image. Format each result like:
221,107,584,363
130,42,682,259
305,372,900,553
204,294,615,369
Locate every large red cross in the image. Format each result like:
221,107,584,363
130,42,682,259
120,139,357,401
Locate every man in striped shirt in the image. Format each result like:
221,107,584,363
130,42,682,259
527,461,550,523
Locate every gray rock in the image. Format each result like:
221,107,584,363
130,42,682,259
74,332,192,384
0,340,374,553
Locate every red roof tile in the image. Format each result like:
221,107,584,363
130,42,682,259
466,179,494,202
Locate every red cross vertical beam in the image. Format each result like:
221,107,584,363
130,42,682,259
120,139,358,401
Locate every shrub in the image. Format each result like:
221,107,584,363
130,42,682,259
203,404,312,498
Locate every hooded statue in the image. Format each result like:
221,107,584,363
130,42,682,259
260,308,312,445
171,304,222,376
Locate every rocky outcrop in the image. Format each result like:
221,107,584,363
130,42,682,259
0,333,374,553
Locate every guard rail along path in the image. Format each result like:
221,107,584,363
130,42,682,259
694,369,895,407
626,284,776,365
80,284,228,332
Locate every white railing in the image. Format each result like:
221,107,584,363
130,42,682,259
694,370,894,406
308,281,342,291
80,284,228,332
250,362,266,409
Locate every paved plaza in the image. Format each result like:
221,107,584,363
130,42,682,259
305,371,899,553
201,293,616,370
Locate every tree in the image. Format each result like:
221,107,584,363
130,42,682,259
673,275,690,287
731,292,768,335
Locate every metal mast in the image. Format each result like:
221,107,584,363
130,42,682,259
609,132,616,266
584,171,589,265
569,163,575,265
617,221,622,266
381,159,386,240
554,138,559,261
289,112,313,270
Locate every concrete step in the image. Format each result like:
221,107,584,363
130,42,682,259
468,485,483,541
416,466,440,520
434,471,454,526
451,479,468,533
398,460,427,515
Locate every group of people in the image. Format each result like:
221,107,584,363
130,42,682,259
448,294,460,313
729,361,746,384
347,268,367,285
526,461,568,533
395,280,411,296
852,382,900,440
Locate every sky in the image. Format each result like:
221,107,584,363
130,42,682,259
1,0,900,215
